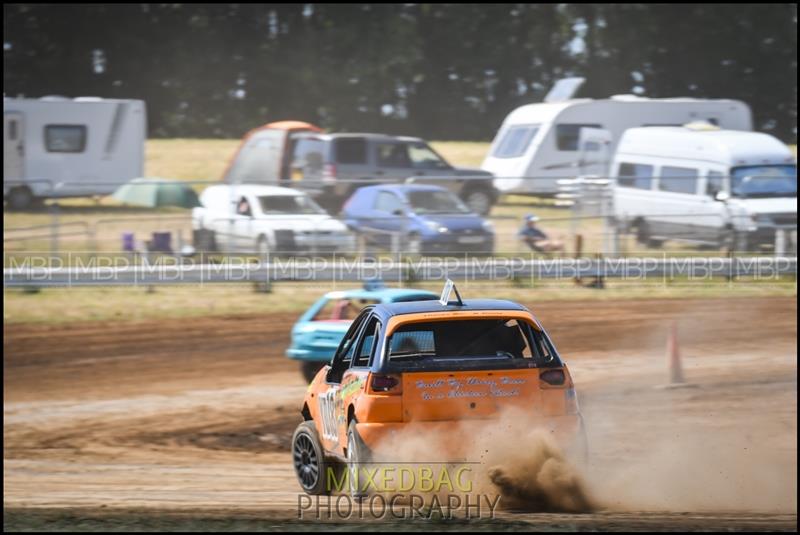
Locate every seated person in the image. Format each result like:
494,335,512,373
330,299,359,321
518,214,564,253
237,196,252,217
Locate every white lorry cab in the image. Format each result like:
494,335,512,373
192,184,356,254
611,125,797,250
4,96,146,209
482,94,752,195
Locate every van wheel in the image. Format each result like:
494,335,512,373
292,421,333,495
256,235,270,257
194,229,217,253
7,187,34,210
346,421,372,498
634,220,649,245
406,232,421,255
724,230,750,253
301,361,325,383
634,220,663,248
462,187,494,215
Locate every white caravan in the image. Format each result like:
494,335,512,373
3,97,146,208
483,94,752,195
611,126,796,250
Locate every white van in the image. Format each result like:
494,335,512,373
482,96,752,195
4,97,146,208
612,126,796,250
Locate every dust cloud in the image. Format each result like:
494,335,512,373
370,407,596,513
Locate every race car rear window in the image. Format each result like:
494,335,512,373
387,318,560,367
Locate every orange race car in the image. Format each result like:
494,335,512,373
291,281,586,496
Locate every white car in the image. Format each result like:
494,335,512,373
192,184,356,254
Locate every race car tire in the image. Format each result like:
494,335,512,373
291,421,333,495
346,420,372,499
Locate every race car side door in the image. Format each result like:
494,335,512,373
317,307,372,455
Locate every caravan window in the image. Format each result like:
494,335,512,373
660,166,699,194
618,163,654,189
556,123,602,151
45,125,87,153
493,125,539,158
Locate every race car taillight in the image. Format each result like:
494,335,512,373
539,369,566,386
565,387,580,414
369,374,402,394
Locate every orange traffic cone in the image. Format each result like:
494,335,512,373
667,321,685,385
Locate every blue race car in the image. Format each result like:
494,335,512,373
286,281,438,381
341,184,495,254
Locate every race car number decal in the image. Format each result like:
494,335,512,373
318,387,340,442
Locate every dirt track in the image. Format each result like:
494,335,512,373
4,297,798,530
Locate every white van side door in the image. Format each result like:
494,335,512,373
650,164,722,243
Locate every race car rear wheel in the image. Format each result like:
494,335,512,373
292,421,332,495
346,421,372,499
301,361,325,383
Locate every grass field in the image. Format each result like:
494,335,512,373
4,277,796,325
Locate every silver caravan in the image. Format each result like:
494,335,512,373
482,87,752,195
4,97,146,208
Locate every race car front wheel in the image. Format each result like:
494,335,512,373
292,421,332,495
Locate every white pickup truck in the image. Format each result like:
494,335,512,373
192,184,356,254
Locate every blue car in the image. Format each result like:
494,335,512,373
286,281,438,381
341,185,495,254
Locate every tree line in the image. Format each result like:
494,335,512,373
3,3,797,142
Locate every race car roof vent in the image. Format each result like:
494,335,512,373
439,279,464,307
